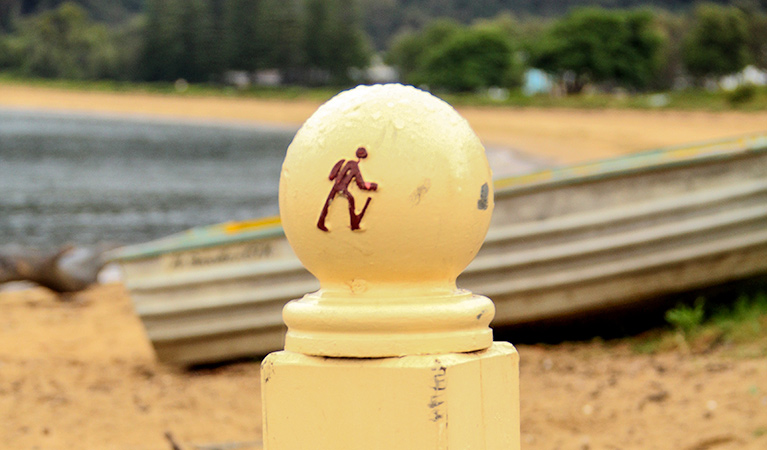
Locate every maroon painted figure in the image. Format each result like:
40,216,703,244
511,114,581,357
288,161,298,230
317,147,378,231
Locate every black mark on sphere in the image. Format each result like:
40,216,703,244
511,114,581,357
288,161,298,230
477,183,489,210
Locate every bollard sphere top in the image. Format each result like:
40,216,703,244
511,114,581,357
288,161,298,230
279,84,494,298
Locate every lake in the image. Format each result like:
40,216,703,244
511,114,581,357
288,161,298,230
0,109,297,248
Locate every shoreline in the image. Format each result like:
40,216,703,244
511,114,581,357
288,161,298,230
0,104,302,133
3,82,767,164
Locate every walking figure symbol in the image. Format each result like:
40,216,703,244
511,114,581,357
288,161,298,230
317,147,378,231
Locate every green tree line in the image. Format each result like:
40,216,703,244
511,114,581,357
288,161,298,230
387,3,767,93
0,0,371,84
8,0,763,50
0,1,766,94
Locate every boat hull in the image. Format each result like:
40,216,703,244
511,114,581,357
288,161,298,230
114,135,767,365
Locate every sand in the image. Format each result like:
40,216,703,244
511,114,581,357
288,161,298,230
1,285,766,449
2,83,767,449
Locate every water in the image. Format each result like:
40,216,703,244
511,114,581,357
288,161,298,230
0,109,297,248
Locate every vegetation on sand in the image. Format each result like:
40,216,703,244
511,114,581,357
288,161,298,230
634,288,767,356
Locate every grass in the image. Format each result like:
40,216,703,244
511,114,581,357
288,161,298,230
3,71,767,111
710,291,767,342
441,85,767,111
665,296,706,338
632,289,767,356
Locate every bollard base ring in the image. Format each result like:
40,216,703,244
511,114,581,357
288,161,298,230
282,290,495,357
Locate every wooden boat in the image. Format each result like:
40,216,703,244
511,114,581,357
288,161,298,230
111,133,767,365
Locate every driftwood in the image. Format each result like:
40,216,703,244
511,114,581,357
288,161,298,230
163,430,261,450
165,431,184,450
0,245,109,294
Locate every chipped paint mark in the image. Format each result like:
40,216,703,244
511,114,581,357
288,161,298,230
477,182,489,210
262,359,274,384
348,279,368,294
429,363,447,422
410,178,432,205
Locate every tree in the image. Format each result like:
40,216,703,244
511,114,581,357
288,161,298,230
258,0,305,81
177,0,215,82
141,0,184,81
15,2,118,79
471,13,526,87
141,0,219,82
743,9,767,70
531,8,664,93
303,0,330,80
0,34,22,69
9,0,142,23
303,0,370,84
386,18,462,84
618,9,666,89
472,11,520,42
0,0,21,33
418,28,518,91
683,3,749,82
359,0,398,50
207,0,231,76
226,0,263,72
324,0,370,82
652,10,687,90
110,14,144,81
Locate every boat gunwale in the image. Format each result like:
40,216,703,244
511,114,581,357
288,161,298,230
494,133,767,196
107,220,285,262
110,132,767,262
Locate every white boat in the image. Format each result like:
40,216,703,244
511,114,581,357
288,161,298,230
111,133,767,365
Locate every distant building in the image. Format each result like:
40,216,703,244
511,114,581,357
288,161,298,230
720,65,767,91
349,55,399,84
255,69,282,87
365,64,398,84
523,68,553,96
223,71,251,89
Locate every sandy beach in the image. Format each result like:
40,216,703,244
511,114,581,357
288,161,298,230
1,284,766,449
1,82,767,449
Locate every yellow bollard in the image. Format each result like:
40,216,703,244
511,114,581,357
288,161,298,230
262,84,520,450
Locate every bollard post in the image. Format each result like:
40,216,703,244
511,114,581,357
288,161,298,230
262,84,520,450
